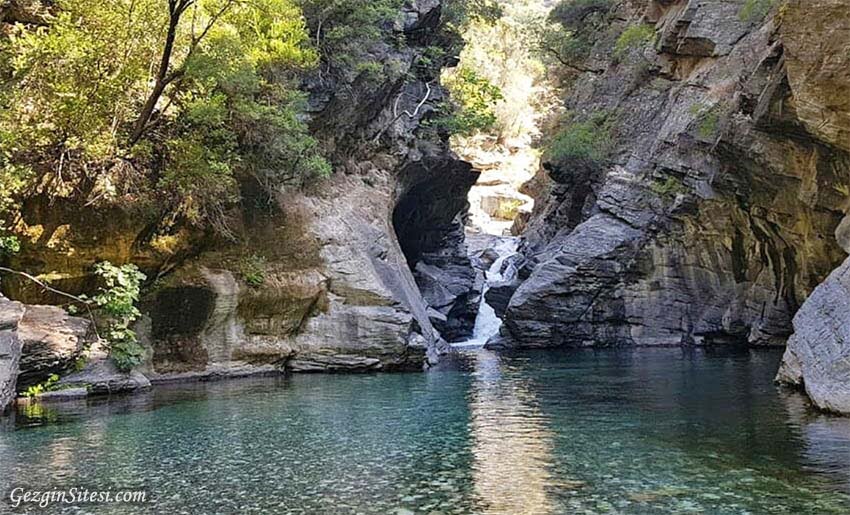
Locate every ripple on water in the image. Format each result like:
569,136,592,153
1,348,850,514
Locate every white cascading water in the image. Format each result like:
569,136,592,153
453,237,519,348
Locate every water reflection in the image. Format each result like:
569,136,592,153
3,348,850,514
467,349,560,514
780,389,850,491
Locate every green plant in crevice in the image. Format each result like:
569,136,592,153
614,24,656,58
0,234,20,256
739,0,777,23
88,262,147,372
24,374,61,398
650,176,687,198
546,111,615,167
689,102,724,140
239,254,267,288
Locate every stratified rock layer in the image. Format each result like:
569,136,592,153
497,0,850,352
16,305,90,389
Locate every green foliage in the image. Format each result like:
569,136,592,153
299,0,402,70
698,111,720,139
546,112,614,166
25,374,60,398
740,0,777,22
536,0,613,68
0,235,20,256
434,67,503,136
0,0,327,235
650,176,687,198
614,24,655,57
690,102,723,140
442,0,503,37
239,254,267,288
89,262,147,372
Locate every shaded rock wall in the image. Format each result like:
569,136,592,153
497,0,850,350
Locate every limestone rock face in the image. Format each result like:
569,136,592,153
0,296,24,412
499,0,850,349
781,0,850,153
16,305,90,389
777,258,850,413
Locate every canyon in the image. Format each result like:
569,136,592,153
0,0,849,420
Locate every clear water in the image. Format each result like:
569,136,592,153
2,348,850,514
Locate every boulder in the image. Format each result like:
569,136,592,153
0,296,25,413
777,258,850,414
16,305,91,390
59,347,151,395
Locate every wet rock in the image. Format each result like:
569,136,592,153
485,282,519,319
36,387,88,401
0,296,24,413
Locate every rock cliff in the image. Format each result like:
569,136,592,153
0,0,479,381
496,0,850,351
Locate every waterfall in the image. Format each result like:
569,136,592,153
453,237,519,348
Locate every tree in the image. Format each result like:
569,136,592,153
0,0,328,234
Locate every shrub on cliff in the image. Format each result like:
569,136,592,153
299,0,402,77
545,111,613,169
614,24,656,58
550,0,612,30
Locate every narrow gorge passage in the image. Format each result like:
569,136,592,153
3,0,850,513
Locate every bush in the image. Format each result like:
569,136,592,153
299,0,403,69
0,234,20,256
650,176,687,198
25,374,61,398
536,0,613,68
614,24,655,57
546,112,613,166
89,262,147,372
